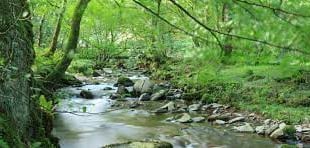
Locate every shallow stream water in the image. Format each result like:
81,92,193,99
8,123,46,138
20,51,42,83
52,73,279,148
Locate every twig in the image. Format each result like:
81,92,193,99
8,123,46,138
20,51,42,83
233,0,310,18
168,0,309,55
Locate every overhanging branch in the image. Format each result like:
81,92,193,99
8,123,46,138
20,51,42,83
168,0,309,55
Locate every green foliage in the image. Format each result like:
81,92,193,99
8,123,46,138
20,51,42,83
0,139,9,148
30,142,42,148
283,125,296,138
68,59,93,76
39,95,53,113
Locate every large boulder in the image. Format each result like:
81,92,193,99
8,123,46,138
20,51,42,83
80,90,94,99
103,140,173,148
133,79,154,94
115,76,134,87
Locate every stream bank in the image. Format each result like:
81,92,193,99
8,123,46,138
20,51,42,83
52,69,308,148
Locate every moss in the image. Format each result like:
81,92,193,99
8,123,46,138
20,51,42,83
116,76,134,87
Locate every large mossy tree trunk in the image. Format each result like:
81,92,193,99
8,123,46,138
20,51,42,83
0,0,35,145
46,0,91,83
45,0,67,56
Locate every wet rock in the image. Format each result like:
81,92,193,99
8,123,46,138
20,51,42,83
116,85,129,95
270,123,287,139
233,123,254,133
265,123,279,136
301,134,310,142
166,89,182,100
188,104,201,112
255,126,266,135
92,71,101,77
192,117,205,123
134,79,154,94
214,120,226,125
139,93,151,101
103,87,113,90
176,113,192,123
151,90,167,101
129,101,140,108
165,117,175,122
80,90,94,99
202,103,223,110
109,94,121,100
264,119,272,125
102,140,173,148
115,77,134,87
153,102,176,113
103,68,113,74
228,116,245,124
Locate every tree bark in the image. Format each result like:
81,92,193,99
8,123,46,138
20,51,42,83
221,3,233,57
46,0,67,56
0,0,35,144
46,0,91,82
37,14,46,47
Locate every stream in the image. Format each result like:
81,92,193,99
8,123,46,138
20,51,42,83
52,71,280,148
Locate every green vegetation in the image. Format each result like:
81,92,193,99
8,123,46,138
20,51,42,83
1,0,310,147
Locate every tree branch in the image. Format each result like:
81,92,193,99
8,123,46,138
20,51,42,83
168,0,309,55
233,0,310,18
132,0,223,49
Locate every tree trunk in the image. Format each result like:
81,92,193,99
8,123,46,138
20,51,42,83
0,0,35,144
46,0,91,82
46,0,67,56
38,14,46,47
221,3,233,57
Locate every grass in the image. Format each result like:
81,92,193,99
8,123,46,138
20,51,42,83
153,58,310,124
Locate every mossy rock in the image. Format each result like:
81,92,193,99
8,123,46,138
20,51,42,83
115,77,134,87
80,90,94,99
102,140,173,148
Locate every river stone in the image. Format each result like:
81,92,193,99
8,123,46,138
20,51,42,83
134,79,154,94
80,90,94,99
154,102,176,113
228,116,245,124
110,94,121,100
176,113,192,123
103,140,173,148
265,123,279,136
116,85,129,95
255,126,266,135
139,93,151,101
92,70,101,77
214,120,226,125
233,123,254,133
188,104,201,112
115,77,134,87
103,87,113,90
270,123,287,139
264,119,272,125
151,90,167,101
302,134,310,142
192,117,205,123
